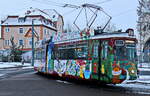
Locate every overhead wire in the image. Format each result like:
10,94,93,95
32,0,81,17
62,8,78,16
32,0,135,21
93,0,113,5
112,8,135,18
32,0,65,7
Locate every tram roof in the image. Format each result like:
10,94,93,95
54,32,136,44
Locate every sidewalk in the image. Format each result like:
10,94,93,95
0,62,33,69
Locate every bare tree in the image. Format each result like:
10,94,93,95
104,22,117,33
10,36,23,62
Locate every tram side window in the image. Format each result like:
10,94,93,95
53,46,75,59
93,43,99,58
59,49,65,59
75,44,88,59
58,48,75,59
41,50,45,59
101,41,108,59
35,50,42,59
53,42,88,60
52,45,59,59
66,48,75,59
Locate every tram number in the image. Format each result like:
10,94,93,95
115,40,124,46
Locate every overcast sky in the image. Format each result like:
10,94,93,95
0,0,138,31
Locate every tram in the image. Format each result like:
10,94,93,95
34,28,138,84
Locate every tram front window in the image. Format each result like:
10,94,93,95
126,44,136,61
115,43,136,61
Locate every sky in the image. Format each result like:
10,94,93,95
0,0,139,31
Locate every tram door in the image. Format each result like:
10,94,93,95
100,40,111,81
46,42,54,73
92,40,100,79
45,44,49,72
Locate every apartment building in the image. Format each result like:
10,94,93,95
0,8,64,51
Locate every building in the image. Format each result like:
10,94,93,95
0,8,64,51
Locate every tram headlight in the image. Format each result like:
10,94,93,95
112,67,122,76
131,70,135,74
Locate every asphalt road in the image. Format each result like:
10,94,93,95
0,69,149,96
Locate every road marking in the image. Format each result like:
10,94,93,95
56,80,72,84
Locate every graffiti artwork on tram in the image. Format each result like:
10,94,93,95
54,60,67,76
53,60,92,79
66,60,78,76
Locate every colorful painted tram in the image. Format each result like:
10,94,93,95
34,29,138,84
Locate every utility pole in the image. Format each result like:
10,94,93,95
32,20,35,66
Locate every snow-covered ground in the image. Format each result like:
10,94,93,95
138,62,150,68
0,62,32,69
137,63,150,84
138,68,150,71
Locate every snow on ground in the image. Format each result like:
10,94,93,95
138,67,150,71
22,66,34,69
124,77,150,84
139,75,150,80
0,74,4,76
0,62,32,68
138,62,150,68
137,63,150,83
115,83,150,95
116,83,150,89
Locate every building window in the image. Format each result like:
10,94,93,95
44,29,47,35
5,40,9,46
18,18,25,23
5,28,10,32
47,30,50,35
19,40,23,45
19,28,23,33
29,40,32,46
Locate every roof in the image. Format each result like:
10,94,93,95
1,15,56,30
1,8,63,30
54,32,136,44
25,8,62,22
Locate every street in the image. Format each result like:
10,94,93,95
0,68,150,96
